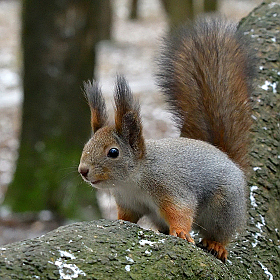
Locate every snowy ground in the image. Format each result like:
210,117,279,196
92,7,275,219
0,0,262,245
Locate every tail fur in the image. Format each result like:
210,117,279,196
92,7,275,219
157,17,255,171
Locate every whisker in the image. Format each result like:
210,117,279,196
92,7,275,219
59,166,79,171
57,170,80,183
192,221,208,232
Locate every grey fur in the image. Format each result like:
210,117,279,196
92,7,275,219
144,138,246,244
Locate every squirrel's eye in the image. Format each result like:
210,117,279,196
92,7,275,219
107,148,119,158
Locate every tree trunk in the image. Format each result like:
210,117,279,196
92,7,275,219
204,0,218,13
4,0,112,220
0,0,279,278
0,220,248,279
161,0,194,27
130,0,139,20
96,0,112,41
235,0,280,276
161,0,219,28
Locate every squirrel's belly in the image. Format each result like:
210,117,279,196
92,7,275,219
113,183,164,219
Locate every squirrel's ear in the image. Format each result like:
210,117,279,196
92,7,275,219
114,76,145,159
83,81,108,133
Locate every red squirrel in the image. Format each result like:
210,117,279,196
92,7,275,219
78,18,254,262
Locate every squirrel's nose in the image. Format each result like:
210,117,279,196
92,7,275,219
78,165,89,178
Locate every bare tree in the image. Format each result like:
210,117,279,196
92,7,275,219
4,0,112,220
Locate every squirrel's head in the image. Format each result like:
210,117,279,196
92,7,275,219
78,76,145,189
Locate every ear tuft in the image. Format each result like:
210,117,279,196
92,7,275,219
83,80,108,133
114,76,145,159
114,76,139,133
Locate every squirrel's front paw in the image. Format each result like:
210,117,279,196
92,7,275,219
170,228,195,244
199,239,228,262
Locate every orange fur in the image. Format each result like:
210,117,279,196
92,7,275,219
160,198,195,243
157,18,254,171
201,239,228,263
83,81,108,133
117,205,140,223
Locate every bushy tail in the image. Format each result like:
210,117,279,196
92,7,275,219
157,17,255,171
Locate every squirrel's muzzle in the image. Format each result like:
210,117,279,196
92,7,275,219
78,164,89,179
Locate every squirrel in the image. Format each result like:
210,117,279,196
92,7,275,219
78,17,254,262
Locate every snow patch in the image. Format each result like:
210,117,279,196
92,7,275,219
258,261,274,280
269,2,280,8
251,214,266,248
145,249,152,256
260,80,278,93
59,250,76,260
0,88,22,108
251,231,262,248
125,256,134,263
125,265,131,272
96,224,104,228
139,239,156,246
0,68,19,87
139,239,165,246
253,167,262,172
49,250,86,279
250,185,258,208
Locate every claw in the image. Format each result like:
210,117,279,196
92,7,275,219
199,239,228,262
170,228,195,244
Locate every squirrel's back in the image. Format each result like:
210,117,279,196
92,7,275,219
157,17,255,171
145,137,244,192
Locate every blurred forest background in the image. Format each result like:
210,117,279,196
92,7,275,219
0,0,262,245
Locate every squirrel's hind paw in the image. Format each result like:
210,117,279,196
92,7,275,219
170,228,195,244
198,239,228,263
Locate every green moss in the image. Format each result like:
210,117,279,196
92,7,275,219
0,220,249,279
